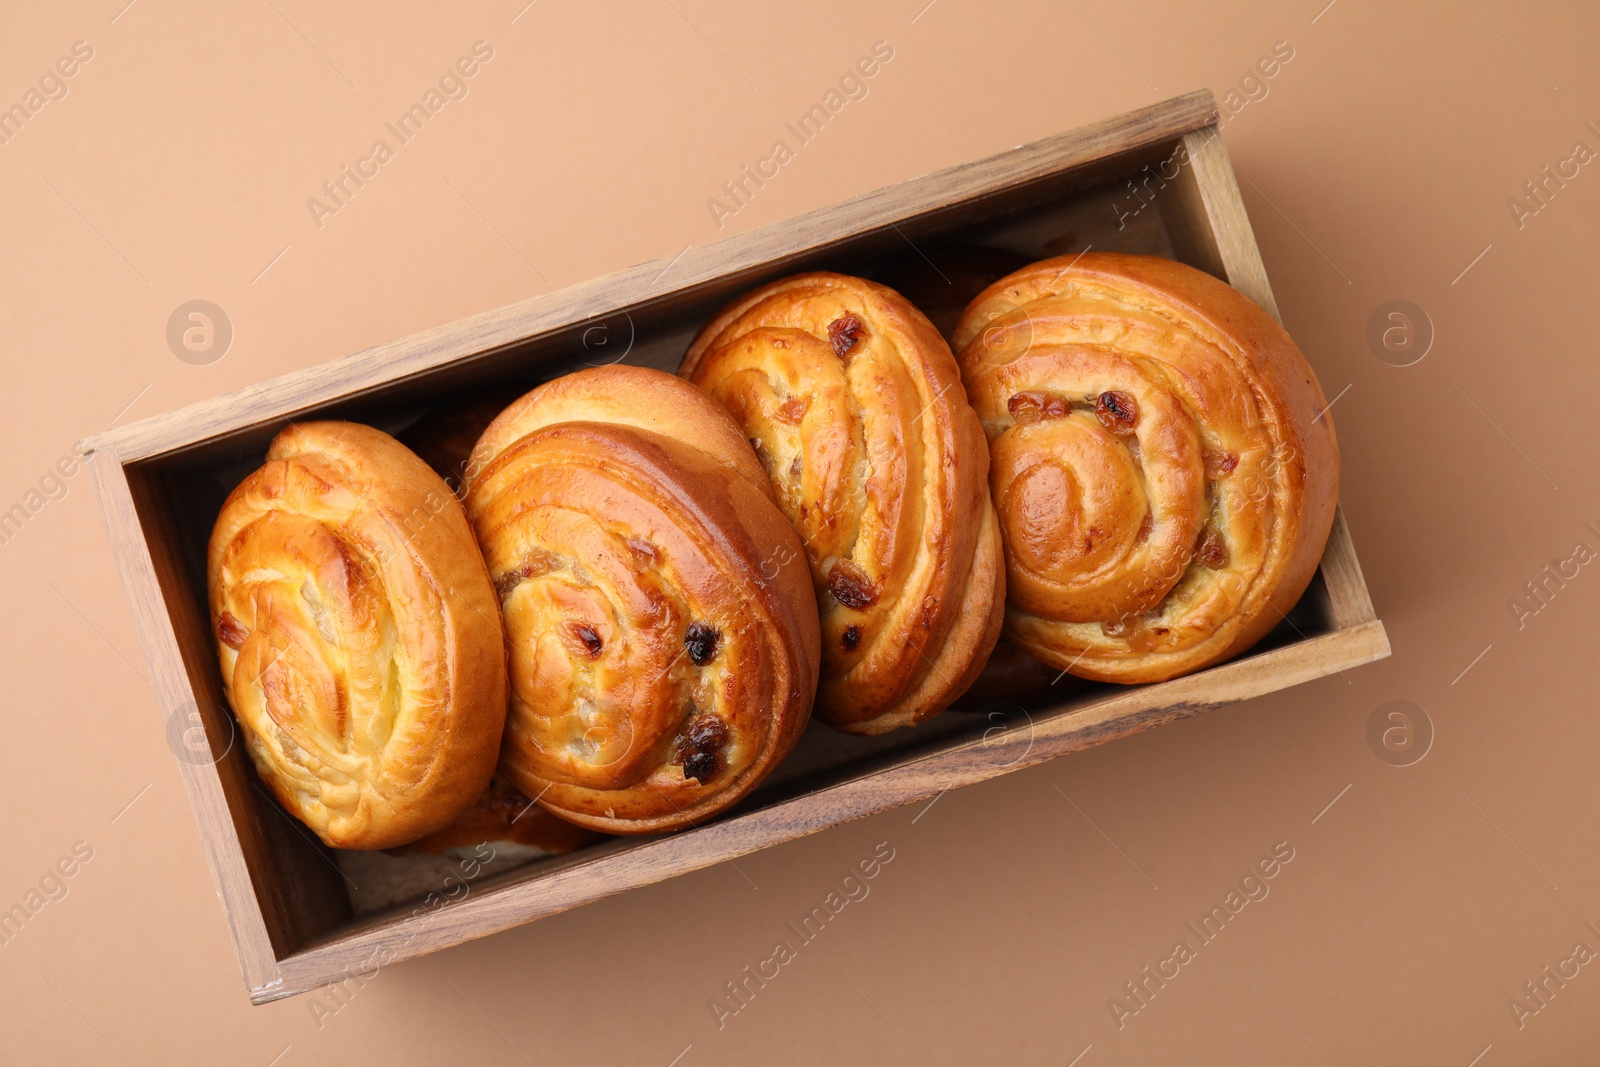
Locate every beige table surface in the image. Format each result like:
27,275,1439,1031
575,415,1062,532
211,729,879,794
2,1,1597,1063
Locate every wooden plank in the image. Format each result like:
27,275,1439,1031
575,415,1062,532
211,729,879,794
1318,508,1379,628
263,620,1388,1001
86,450,284,994
1168,123,1376,631
125,462,355,957
79,90,1221,464
1163,125,1281,320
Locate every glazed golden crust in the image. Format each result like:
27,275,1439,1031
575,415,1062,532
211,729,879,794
682,272,1004,735
954,252,1339,684
207,421,506,849
463,365,819,834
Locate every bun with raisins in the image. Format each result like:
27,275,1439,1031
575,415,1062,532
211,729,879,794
953,252,1339,683
463,365,818,834
681,272,1005,735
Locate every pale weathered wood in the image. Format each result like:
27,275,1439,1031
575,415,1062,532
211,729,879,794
82,90,1390,1004
1162,126,1282,320
87,449,285,994
1164,124,1376,629
1317,508,1378,628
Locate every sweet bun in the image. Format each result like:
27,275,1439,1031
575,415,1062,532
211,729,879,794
463,365,819,834
681,272,1005,735
953,252,1339,683
207,421,506,849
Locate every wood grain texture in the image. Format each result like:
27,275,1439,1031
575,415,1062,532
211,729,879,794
1162,126,1282,320
1318,508,1378,628
86,449,285,993
81,90,1389,1003
1164,124,1377,630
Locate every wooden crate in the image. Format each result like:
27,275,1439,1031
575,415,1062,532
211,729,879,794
83,90,1389,1003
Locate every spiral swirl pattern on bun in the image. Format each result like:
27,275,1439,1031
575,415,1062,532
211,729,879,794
463,366,819,834
953,253,1339,684
208,422,507,849
681,272,1004,735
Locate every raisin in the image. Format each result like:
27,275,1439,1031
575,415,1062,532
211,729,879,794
776,396,809,424
677,713,731,784
494,566,528,601
841,625,861,650
683,713,729,751
1127,625,1172,654
1095,390,1139,435
827,560,879,609
496,549,561,599
683,751,719,783
626,536,658,564
1102,616,1132,638
1194,526,1230,570
828,313,866,358
1204,449,1239,477
685,622,720,666
216,610,247,650
789,455,803,480
571,623,603,657
1007,391,1070,423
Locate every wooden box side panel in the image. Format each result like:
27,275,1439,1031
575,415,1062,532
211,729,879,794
1163,126,1378,631
87,449,284,992
1161,126,1281,318
93,452,355,980
265,620,1389,1001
